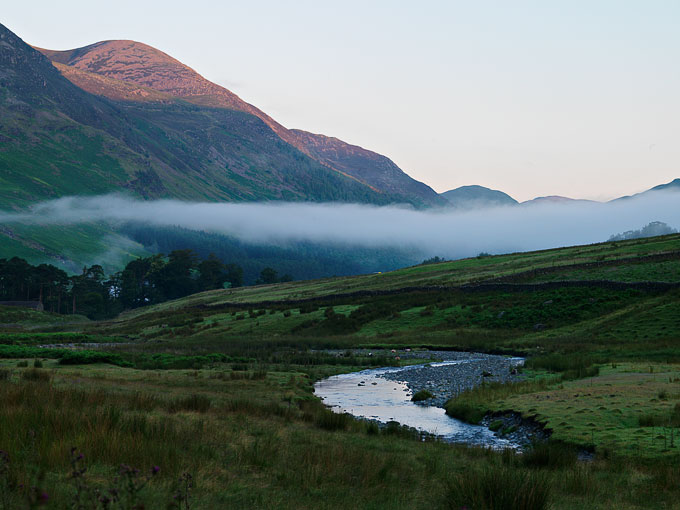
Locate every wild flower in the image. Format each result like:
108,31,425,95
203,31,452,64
173,472,193,510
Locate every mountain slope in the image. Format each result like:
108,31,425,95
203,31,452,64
37,40,301,149
440,185,517,209
290,130,445,206
36,39,441,206
613,178,680,202
650,178,680,192
0,23,399,207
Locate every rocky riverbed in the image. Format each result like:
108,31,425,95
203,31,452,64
378,351,524,408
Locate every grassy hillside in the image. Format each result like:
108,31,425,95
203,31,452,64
113,233,680,309
0,235,678,508
0,223,149,274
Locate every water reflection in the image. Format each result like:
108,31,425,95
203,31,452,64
314,362,515,448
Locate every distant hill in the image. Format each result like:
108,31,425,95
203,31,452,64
440,185,517,209
613,178,680,202
650,178,680,192
521,196,597,206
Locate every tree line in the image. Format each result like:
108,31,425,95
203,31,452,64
0,251,291,320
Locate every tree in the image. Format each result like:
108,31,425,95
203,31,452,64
198,254,226,291
256,267,279,285
224,263,244,288
159,250,199,299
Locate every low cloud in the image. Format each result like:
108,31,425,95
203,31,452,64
1,192,679,260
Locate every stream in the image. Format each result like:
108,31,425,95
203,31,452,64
314,357,523,449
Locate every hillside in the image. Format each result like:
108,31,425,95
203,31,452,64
0,23,400,209
614,177,680,202
108,233,680,308
291,130,445,207
95,233,680,347
35,38,442,207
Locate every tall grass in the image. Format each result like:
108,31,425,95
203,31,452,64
445,465,551,510
525,354,602,381
445,378,554,424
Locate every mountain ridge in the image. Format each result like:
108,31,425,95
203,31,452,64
1,23,413,208
35,39,443,207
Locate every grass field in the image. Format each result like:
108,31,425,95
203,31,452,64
0,234,679,508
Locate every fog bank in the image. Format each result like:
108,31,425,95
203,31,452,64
2,192,679,260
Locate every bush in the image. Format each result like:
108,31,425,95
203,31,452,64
20,368,52,383
0,368,11,380
314,410,353,431
489,420,504,432
445,401,487,424
32,359,43,368
16,360,28,368
445,465,551,510
411,390,434,402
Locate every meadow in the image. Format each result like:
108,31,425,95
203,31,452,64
0,233,679,508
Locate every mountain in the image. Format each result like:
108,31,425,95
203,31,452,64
34,38,442,207
613,178,680,202
290,130,445,206
649,178,680,192
1,23,402,208
440,185,517,209
521,195,596,206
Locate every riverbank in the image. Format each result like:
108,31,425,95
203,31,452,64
378,351,523,407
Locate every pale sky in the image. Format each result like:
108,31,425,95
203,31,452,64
5,1,680,201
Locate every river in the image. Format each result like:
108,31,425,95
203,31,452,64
314,359,521,448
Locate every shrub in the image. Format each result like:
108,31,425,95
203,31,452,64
20,368,52,383
445,465,551,510
0,368,11,380
411,390,434,402
16,360,28,368
299,401,353,431
489,420,504,432
32,359,43,368
314,410,353,431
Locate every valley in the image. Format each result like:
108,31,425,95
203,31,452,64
0,235,679,508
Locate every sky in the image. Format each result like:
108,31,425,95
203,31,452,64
4,1,680,201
